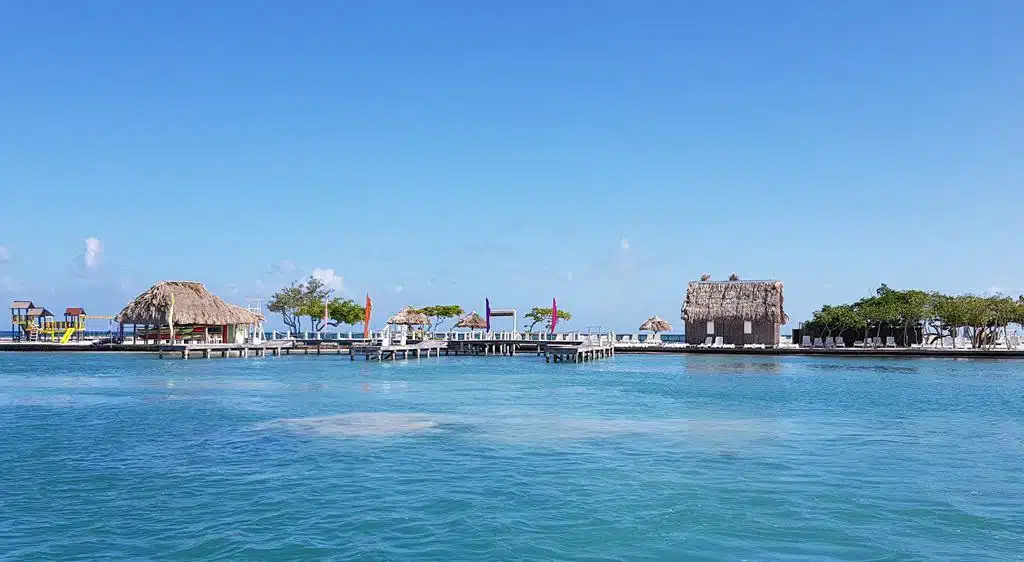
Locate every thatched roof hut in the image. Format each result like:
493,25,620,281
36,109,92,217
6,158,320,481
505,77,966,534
387,306,429,326
455,311,487,330
682,279,787,346
682,280,787,324
115,281,263,326
639,316,672,332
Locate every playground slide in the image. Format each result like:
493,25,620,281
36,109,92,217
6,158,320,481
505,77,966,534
60,328,76,344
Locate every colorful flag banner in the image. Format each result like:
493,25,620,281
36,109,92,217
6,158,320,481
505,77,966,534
551,298,558,333
363,294,372,339
485,298,491,332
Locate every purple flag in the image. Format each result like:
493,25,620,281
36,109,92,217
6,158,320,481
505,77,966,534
485,298,491,331
551,298,558,333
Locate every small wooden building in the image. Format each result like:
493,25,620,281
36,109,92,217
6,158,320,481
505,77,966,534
116,281,263,344
681,279,787,346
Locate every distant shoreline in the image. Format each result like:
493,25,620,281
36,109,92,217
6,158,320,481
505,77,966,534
2,341,1023,360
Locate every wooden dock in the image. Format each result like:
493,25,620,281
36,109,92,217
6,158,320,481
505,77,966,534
157,341,295,359
445,339,540,356
349,341,447,361
545,341,615,363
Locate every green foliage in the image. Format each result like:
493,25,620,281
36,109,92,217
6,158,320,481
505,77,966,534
524,307,572,332
268,275,336,334
417,305,464,332
812,285,1024,348
330,299,367,327
804,304,865,337
267,283,304,332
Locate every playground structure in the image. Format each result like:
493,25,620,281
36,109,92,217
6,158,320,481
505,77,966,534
10,301,113,343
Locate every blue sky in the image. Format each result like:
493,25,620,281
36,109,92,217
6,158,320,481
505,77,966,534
2,1,1022,331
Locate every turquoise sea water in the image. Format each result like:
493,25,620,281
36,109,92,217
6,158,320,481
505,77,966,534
1,353,1021,561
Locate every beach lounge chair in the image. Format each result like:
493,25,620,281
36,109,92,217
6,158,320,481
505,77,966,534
711,336,725,348
812,337,824,348
955,337,973,349
835,337,845,348
885,336,897,348
801,336,812,348
872,337,883,348
853,340,864,348
824,337,835,349
941,336,953,348
698,336,713,348
1009,336,1022,350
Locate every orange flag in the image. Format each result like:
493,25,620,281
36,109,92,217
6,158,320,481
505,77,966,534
363,294,373,339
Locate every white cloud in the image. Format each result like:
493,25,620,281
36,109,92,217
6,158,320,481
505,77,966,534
395,284,404,293
620,238,630,251
84,237,103,269
0,245,10,263
312,268,343,291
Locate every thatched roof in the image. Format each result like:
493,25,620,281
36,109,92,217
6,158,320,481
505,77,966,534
387,306,429,326
682,280,787,323
640,316,672,332
455,311,487,329
115,281,263,325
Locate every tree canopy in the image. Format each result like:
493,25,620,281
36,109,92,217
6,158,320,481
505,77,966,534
806,286,1024,348
524,307,572,332
267,275,337,334
417,305,464,332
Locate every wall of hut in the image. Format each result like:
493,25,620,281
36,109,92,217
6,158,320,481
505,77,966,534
685,318,781,346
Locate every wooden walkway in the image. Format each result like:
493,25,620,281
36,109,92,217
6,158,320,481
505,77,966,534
545,341,615,363
157,342,294,359
445,339,543,356
349,341,447,361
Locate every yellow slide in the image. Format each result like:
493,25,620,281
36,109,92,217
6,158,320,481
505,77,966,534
60,328,76,344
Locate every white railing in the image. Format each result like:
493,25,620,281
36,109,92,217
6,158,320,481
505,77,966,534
265,330,621,343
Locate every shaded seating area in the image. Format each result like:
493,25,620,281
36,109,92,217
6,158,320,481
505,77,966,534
116,281,263,345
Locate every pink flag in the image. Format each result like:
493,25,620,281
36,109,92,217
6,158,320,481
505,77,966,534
551,298,558,333
322,299,329,330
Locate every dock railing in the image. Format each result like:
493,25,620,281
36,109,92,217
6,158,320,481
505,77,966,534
264,330,619,344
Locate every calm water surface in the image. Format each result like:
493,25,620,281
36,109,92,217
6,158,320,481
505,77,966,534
1,353,1021,560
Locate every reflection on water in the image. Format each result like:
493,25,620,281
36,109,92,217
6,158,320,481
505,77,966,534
682,358,784,375
803,361,920,374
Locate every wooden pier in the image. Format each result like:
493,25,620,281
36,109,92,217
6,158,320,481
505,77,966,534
545,341,615,363
445,339,537,356
157,341,294,359
349,341,447,361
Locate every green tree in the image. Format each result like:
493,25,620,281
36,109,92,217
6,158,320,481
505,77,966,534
895,289,932,346
805,304,865,338
267,283,304,333
300,297,367,333
296,276,333,333
524,307,572,332
330,299,367,328
417,305,464,332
